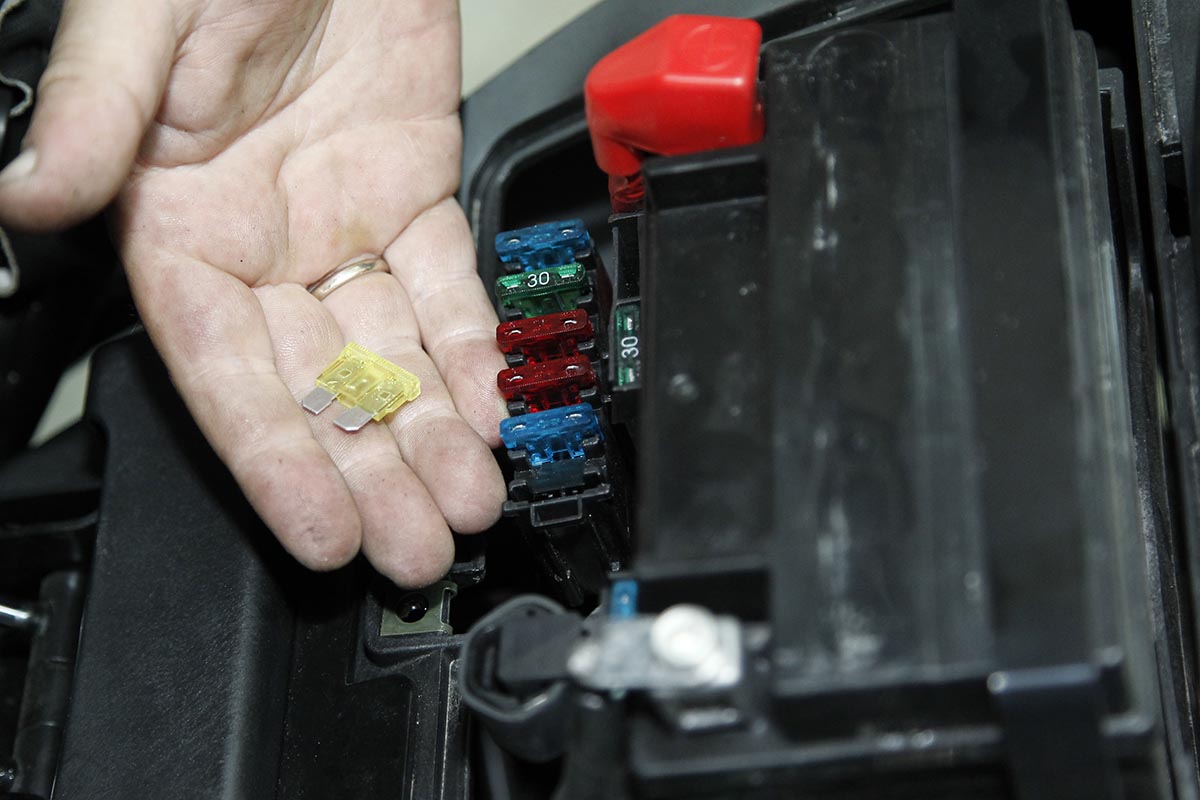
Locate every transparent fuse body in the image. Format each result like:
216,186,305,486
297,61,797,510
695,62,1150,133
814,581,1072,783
495,263,588,318
301,343,420,432
500,403,602,466
495,219,593,272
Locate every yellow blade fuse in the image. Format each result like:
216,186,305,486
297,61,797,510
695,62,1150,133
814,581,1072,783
301,343,421,432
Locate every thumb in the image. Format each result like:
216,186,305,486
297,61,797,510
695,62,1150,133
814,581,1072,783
0,0,176,232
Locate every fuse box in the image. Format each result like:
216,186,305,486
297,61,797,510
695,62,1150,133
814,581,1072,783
488,210,633,607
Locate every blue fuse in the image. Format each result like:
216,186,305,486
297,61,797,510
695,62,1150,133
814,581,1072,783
495,219,593,272
500,403,602,466
610,580,638,620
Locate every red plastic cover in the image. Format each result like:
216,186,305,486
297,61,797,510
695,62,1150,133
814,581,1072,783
585,15,764,178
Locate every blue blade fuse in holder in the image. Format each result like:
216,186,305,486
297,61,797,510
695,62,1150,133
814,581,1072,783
500,403,602,467
495,219,593,272
610,580,638,619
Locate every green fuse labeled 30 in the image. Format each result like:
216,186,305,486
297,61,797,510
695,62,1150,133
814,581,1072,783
495,263,587,318
613,302,641,387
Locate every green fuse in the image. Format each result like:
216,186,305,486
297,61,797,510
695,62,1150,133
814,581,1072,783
496,263,587,318
613,301,641,387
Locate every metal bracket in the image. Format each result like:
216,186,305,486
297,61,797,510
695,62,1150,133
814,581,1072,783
380,581,458,636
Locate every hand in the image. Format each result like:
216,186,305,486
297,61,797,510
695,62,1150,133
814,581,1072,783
0,0,508,586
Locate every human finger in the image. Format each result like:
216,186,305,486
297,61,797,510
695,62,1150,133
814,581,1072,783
321,270,506,536
127,256,362,570
0,0,176,230
384,199,508,446
256,282,455,587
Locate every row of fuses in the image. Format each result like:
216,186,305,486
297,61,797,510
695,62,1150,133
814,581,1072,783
493,220,606,472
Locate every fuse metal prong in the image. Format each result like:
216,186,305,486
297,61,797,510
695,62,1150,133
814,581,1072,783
333,406,374,433
301,386,337,415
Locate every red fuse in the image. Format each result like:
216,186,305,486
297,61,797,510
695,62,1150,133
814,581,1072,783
498,354,597,413
496,310,594,363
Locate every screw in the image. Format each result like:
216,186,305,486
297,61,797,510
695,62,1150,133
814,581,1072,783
396,593,429,624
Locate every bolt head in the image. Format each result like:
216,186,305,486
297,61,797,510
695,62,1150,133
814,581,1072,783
651,604,719,670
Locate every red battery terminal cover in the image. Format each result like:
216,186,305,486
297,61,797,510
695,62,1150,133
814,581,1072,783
496,309,595,363
498,354,597,413
584,15,765,211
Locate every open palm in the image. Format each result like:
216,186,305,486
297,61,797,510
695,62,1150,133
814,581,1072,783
0,0,507,586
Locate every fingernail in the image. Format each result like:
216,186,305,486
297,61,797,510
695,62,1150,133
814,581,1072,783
0,149,37,183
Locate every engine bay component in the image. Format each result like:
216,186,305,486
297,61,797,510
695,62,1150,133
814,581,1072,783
495,219,594,273
497,309,596,365
585,14,766,211
498,354,599,414
500,403,602,467
459,596,577,764
299,341,420,432
379,580,458,636
491,215,633,607
611,303,641,388
567,604,743,692
4,0,1200,797
495,263,591,319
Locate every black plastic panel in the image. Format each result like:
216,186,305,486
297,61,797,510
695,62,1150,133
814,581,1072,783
53,336,295,799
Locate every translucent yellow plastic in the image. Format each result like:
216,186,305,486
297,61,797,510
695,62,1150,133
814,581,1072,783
316,343,420,421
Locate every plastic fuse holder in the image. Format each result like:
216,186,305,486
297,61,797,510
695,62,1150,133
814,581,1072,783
495,219,593,273
500,404,602,467
495,263,588,318
497,309,595,363
301,343,420,432
498,354,597,413
584,15,764,211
